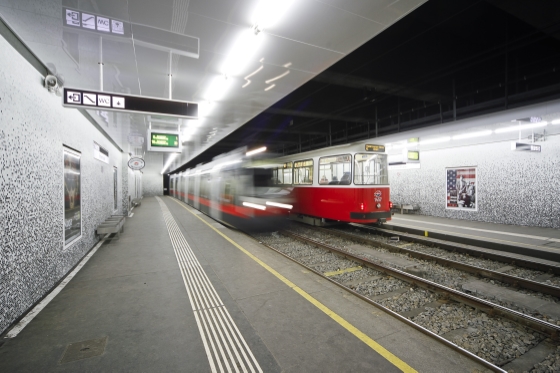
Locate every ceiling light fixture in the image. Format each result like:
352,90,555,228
494,121,548,134
203,75,232,101
246,146,267,156
551,119,560,125
264,84,275,91
221,29,263,77
452,130,492,140
161,153,179,174
420,136,450,145
251,0,295,31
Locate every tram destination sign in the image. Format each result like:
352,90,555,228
365,144,385,152
63,88,198,118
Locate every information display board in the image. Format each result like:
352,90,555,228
147,130,181,153
151,133,179,148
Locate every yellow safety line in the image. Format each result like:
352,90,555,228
324,266,362,277
170,198,417,373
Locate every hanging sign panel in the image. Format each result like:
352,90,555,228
63,88,198,118
62,8,199,58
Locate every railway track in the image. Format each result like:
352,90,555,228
253,224,560,373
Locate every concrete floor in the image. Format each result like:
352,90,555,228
0,197,490,372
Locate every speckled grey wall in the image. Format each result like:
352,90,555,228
0,34,124,334
389,135,560,228
142,151,163,197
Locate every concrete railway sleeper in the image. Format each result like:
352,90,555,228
324,226,560,299
253,230,560,372
286,226,560,330
360,224,560,277
292,224,560,328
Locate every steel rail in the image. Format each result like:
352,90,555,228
361,224,560,275
256,232,507,372
282,230,560,341
322,226,560,298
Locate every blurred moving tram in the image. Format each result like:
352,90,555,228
170,147,294,231
170,142,391,230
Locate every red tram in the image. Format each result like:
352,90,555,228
271,142,391,226
169,142,391,229
169,148,294,231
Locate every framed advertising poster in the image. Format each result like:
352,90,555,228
446,167,477,211
64,147,82,246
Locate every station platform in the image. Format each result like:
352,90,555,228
0,197,489,372
386,214,560,263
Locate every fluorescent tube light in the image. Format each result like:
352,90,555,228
161,153,179,174
494,121,548,134
420,136,450,145
246,146,267,156
452,130,492,140
203,75,231,101
251,0,295,30
221,29,263,77
551,119,560,125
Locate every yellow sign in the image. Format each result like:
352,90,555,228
407,151,419,161
365,144,385,152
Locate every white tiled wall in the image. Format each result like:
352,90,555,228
0,33,124,334
389,135,560,228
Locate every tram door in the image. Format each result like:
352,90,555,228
193,174,200,209
209,172,222,221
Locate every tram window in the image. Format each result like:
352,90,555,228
254,168,274,187
354,153,388,185
273,162,293,185
293,159,313,185
319,154,351,185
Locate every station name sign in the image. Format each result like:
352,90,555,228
365,144,385,152
63,88,198,118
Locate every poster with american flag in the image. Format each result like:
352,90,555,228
446,167,477,210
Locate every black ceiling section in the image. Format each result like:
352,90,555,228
173,0,560,173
